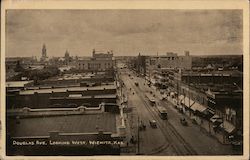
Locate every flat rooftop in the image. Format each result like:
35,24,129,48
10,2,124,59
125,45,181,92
19,85,116,95
6,81,33,88
182,70,243,76
8,112,116,137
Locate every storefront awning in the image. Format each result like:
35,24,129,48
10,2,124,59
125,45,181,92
178,95,184,101
210,115,223,123
220,121,235,134
182,97,195,107
190,103,207,112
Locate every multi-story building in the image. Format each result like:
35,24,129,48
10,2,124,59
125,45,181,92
145,51,192,86
168,69,243,144
77,49,114,72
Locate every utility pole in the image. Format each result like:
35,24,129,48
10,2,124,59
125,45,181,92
188,71,191,116
137,116,140,155
177,70,180,105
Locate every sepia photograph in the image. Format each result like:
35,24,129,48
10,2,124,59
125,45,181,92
1,0,249,159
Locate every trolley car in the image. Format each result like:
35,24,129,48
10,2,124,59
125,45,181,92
156,105,168,120
145,93,156,106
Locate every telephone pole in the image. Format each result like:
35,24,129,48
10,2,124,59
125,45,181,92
137,116,140,154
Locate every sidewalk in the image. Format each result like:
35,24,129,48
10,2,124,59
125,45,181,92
153,87,230,145
119,84,137,155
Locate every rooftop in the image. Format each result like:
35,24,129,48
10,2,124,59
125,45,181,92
181,70,243,76
8,112,116,137
6,81,33,88
20,85,116,95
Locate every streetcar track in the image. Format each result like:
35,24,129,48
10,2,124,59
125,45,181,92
127,75,197,155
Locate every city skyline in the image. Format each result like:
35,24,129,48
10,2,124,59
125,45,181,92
6,10,243,57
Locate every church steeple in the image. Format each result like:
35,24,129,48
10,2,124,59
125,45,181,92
42,44,47,58
65,50,69,58
40,44,48,62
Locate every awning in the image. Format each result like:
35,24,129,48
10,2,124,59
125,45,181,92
206,108,215,115
210,115,223,123
170,92,175,96
182,97,195,107
190,103,207,112
176,105,182,109
220,121,236,133
178,95,184,101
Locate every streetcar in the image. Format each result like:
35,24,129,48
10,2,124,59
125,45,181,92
156,105,168,120
145,93,156,106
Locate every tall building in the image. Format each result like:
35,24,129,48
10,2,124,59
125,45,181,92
40,44,48,62
144,51,192,86
64,50,71,65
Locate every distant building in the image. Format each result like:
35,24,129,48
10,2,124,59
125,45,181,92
40,44,48,62
64,50,72,65
77,49,114,72
192,55,243,72
145,51,192,86
6,57,36,71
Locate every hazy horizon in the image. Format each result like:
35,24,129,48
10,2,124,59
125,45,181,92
6,10,243,57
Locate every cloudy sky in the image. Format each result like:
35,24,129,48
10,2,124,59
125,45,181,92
6,10,242,57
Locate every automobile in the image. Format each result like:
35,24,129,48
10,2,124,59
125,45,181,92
149,120,157,128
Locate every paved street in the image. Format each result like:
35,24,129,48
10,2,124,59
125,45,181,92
119,68,240,155
121,71,169,155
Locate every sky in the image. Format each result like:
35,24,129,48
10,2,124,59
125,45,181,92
6,10,243,57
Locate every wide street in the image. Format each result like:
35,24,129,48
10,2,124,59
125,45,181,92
119,67,239,155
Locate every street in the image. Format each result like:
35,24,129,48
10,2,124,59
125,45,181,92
119,68,239,155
